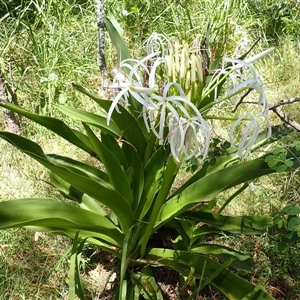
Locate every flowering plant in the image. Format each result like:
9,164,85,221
106,30,272,163
0,16,295,299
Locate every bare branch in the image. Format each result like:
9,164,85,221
232,88,253,112
269,97,300,110
0,69,22,135
231,92,300,132
96,0,106,74
96,0,108,98
271,106,300,132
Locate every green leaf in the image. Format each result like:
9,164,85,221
185,211,272,236
191,244,253,270
140,155,179,256
267,159,279,168
282,206,300,215
145,249,274,300
69,232,85,300
241,280,269,300
157,157,275,228
272,147,286,155
122,142,144,207
0,198,124,247
264,155,273,163
170,153,238,199
101,131,128,169
125,281,140,300
285,160,294,167
120,228,133,300
165,218,194,250
199,258,234,292
48,154,111,184
49,173,107,216
274,242,287,254
56,105,121,137
130,267,164,300
0,132,134,232
287,217,300,231
83,123,134,208
276,164,287,172
120,280,128,300
0,102,94,154
135,146,169,220
105,14,131,62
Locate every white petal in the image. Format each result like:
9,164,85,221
106,89,128,125
244,48,274,64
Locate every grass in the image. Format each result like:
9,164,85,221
0,0,300,298
0,229,70,299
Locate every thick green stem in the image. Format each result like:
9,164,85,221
140,155,179,256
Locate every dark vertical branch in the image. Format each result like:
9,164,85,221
0,69,22,135
96,0,108,98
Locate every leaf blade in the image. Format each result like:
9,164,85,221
0,198,124,246
145,248,274,300
0,132,134,232
0,102,94,154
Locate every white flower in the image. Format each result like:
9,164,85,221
244,48,274,65
224,50,273,112
225,58,268,108
106,54,159,125
222,55,272,159
145,32,172,56
146,82,192,139
106,68,154,125
106,31,273,164
122,10,129,16
146,84,183,140
144,82,211,161
168,114,211,162
229,112,271,159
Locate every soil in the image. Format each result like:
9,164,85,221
152,266,224,300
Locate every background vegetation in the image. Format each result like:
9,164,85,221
0,0,299,299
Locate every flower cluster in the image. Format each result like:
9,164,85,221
106,32,272,162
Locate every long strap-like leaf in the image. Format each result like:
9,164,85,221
72,84,148,157
145,248,274,300
0,132,134,232
156,157,275,229
0,198,124,246
0,102,94,154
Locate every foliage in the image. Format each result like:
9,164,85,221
0,8,296,299
0,0,91,19
245,0,300,42
265,147,295,173
0,0,96,116
272,203,300,254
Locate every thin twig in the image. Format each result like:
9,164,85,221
232,92,300,132
0,69,22,135
268,97,300,132
269,97,300,110
271,106,300,132
232,88,253,112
